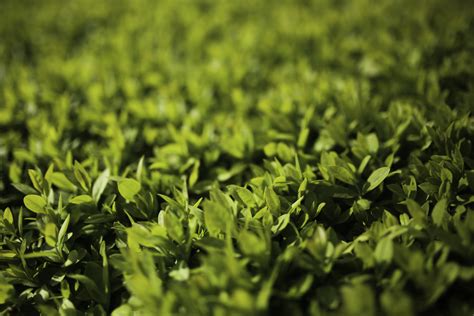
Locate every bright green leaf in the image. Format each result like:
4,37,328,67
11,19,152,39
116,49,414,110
24,195,47,214
118,179,141,201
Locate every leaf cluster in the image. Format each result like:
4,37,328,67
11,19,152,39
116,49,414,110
0,0,473,315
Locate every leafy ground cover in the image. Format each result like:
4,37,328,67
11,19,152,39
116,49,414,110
1,0,474,315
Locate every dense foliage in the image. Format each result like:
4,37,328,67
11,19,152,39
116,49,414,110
1,0,474,315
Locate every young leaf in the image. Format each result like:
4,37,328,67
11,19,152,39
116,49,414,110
50,172,77,191
92,169,110,202
57,214,71,248
74,161,91,191
235,187,257,208
189,160,200,188
365,167,390,193
44,223,57,247
118,179,141,201
136,156,145,180
3,207,13,225
331,166,357,185
69,195,93,204
23,195,47,214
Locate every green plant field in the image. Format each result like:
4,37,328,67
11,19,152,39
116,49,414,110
1,0,474,315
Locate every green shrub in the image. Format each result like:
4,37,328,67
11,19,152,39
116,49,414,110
0,0,473,315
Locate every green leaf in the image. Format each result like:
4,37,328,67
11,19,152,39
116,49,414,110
189,160,200,187
74,161,91,191
118,178,141,201
164,211,184,243
271,213,290,234
265,187,280,215
365,167,390,193
169,265,190,281
61,280,71,299
431,198,448,226
92,169,110,202
374,237,393,263
3,207,13,225
358,155,372,174
28,169,43,192
366,133,379,153
69,273,105,305
330,166,357,185
57,214,70,248
112,304,134,316
287,274,314,298
69,195,93,204
406,199,425,220
203,200,233,235
136,156,145,180
297,127,310,148
12,183,37,195
44,223,57,247
64,249,86,267
380,290,414,316
235,187,257,208
341,284,376,316
0,277,14,304
50,172,77,191
24,195,47,214
239,230,266,256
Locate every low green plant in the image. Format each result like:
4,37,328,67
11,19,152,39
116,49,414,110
0,0,473,315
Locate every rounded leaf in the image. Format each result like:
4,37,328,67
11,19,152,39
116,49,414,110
118,179,141,201
24,195,47,214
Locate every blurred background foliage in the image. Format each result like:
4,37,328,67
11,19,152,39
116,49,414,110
1,0,472,176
